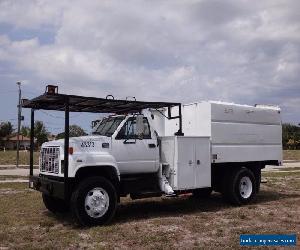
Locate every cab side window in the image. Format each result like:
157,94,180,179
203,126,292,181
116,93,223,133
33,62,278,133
116,117,151,139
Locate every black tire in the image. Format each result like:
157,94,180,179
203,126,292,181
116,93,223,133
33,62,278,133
222,167,257,205
42,193,69,213
71,176,118,226
192,188,212,198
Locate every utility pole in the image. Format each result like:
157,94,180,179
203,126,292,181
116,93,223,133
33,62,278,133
16,82,22,168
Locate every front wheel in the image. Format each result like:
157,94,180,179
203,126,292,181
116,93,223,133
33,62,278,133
71,176,118,226
222,168,257,205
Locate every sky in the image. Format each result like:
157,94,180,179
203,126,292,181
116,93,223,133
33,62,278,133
0,0,299,134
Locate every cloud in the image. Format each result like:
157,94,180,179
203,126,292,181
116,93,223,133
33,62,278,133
0,0,67,29
0,0,299,124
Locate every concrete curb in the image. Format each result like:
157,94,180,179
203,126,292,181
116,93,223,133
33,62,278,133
0,165,38,170
0,179,28,183
283,160,300,163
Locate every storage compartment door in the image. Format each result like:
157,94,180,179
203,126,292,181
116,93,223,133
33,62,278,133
176,137,197,190
194,137,211,188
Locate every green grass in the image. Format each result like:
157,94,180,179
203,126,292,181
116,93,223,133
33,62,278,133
0,150,39,165
0,182,28,190
275,167,300,171
283,150,300,161
262,170,300,190
262,171,300,178
0,171,299,249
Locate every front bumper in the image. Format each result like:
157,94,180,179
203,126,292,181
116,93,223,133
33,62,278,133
29,175,65,200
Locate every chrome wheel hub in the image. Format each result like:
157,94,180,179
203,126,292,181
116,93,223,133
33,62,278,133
239,176,253,199
85,188,109,218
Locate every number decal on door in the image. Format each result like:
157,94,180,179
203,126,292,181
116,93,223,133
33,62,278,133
81,141,95,148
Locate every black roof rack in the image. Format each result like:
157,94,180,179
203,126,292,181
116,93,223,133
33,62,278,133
22,93,180,114
24,85,183,196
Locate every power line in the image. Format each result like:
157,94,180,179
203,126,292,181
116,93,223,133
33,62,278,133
40,110,65,119
43,120,64,126
40,110,82,119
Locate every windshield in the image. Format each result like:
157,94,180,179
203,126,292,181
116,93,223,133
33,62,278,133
92,116,125,137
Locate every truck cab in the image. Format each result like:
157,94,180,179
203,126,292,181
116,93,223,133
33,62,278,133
40,114,160,177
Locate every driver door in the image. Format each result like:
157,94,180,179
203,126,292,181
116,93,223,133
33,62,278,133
112,117,158,174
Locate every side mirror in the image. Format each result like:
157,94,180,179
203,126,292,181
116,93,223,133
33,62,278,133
135,114,144,139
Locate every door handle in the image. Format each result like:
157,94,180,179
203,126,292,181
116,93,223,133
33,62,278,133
123,139,136,144
148,143,156,148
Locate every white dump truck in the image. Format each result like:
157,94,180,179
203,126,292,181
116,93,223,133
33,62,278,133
23,86,282,226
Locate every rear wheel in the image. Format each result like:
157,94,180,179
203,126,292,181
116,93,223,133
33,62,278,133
42,193,69,213
222,168,257,205
71,176,118,226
